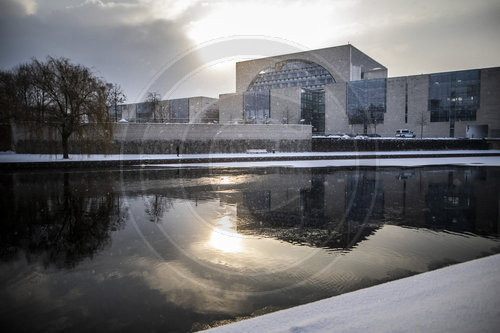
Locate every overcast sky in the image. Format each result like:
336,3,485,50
1,0,499,102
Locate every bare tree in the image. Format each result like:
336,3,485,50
282,106,290,124
1,65,46,125
417,109,428,138
106,83,126,122
13,56,114,158
144,194,173,223
145,91,170,123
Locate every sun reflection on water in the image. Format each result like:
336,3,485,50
209,216,243,253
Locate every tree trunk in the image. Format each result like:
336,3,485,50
62,134,70,159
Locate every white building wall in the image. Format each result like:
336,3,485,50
382,77,406,137
188,96,218,123
218,93,243,123
114,123,311,142
269,87,301,124
235,45,387,93
324,83,350,135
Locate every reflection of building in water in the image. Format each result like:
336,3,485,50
234,167,499,249
237,170,385,250
299,174,326,226
75,166,497,238
4,166,498,261
345,172,384,222
423,168,499,235
426,179,475,232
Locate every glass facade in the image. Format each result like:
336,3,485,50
245,60,333,126
170,98,189,123
134,99,189,123
301,89,325,134
248,60,335,92
345,173,384,222
243,90,270,122
428,70,480,123
347,78,386,125
136,102,152,123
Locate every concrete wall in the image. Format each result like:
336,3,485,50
117,123,312,153
269,87,301,124
350,46,388,79
384,77,406,136
113,123,309,141
406,75,432,137
235,45,387,93
13,123,312,154
219,93,243,123
120,103,137,122
188,96,218,123
324,83,350,135
312,137,491,152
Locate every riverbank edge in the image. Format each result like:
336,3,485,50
202,253,500,333
1,150,500,170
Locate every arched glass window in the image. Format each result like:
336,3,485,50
247,60,335,92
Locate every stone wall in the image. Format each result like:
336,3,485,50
218,93,243,123
312,137,491,152
235,45,386,93
270,87,301,124
13,123,312,154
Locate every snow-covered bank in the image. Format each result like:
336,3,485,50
161,156,500,168
1,150,500,163
1,150,500,168
203,254,500,333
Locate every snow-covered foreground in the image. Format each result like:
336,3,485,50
203,254,500,333
1,150,500,168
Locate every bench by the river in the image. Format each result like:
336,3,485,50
246,149,268,154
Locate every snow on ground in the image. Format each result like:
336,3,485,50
159,156,500,168
1,150,500,168
203,254,500,333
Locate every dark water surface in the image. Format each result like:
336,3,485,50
1,166,499,332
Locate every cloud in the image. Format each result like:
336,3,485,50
1,0,499,102
0,0,200,102
344,0,500,76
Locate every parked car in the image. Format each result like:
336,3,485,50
395,129,416,138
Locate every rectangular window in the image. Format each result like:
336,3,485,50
301,89,325,134
170,98,189,123
347,78,386,125
243,90,270,122
428,69,480,122
136,102,152,123
405,78,408,123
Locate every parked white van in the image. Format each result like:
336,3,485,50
395,129,416,138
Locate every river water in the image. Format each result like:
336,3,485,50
1,165,499,332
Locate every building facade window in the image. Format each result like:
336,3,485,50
301,89,325,134
248,60,335,92
170,98,189,123
245,60,334,125
428,69,480,123
136,102,152,123
405,77,408,123
347,78,387,129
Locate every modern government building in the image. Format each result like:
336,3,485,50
118,44,500,139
